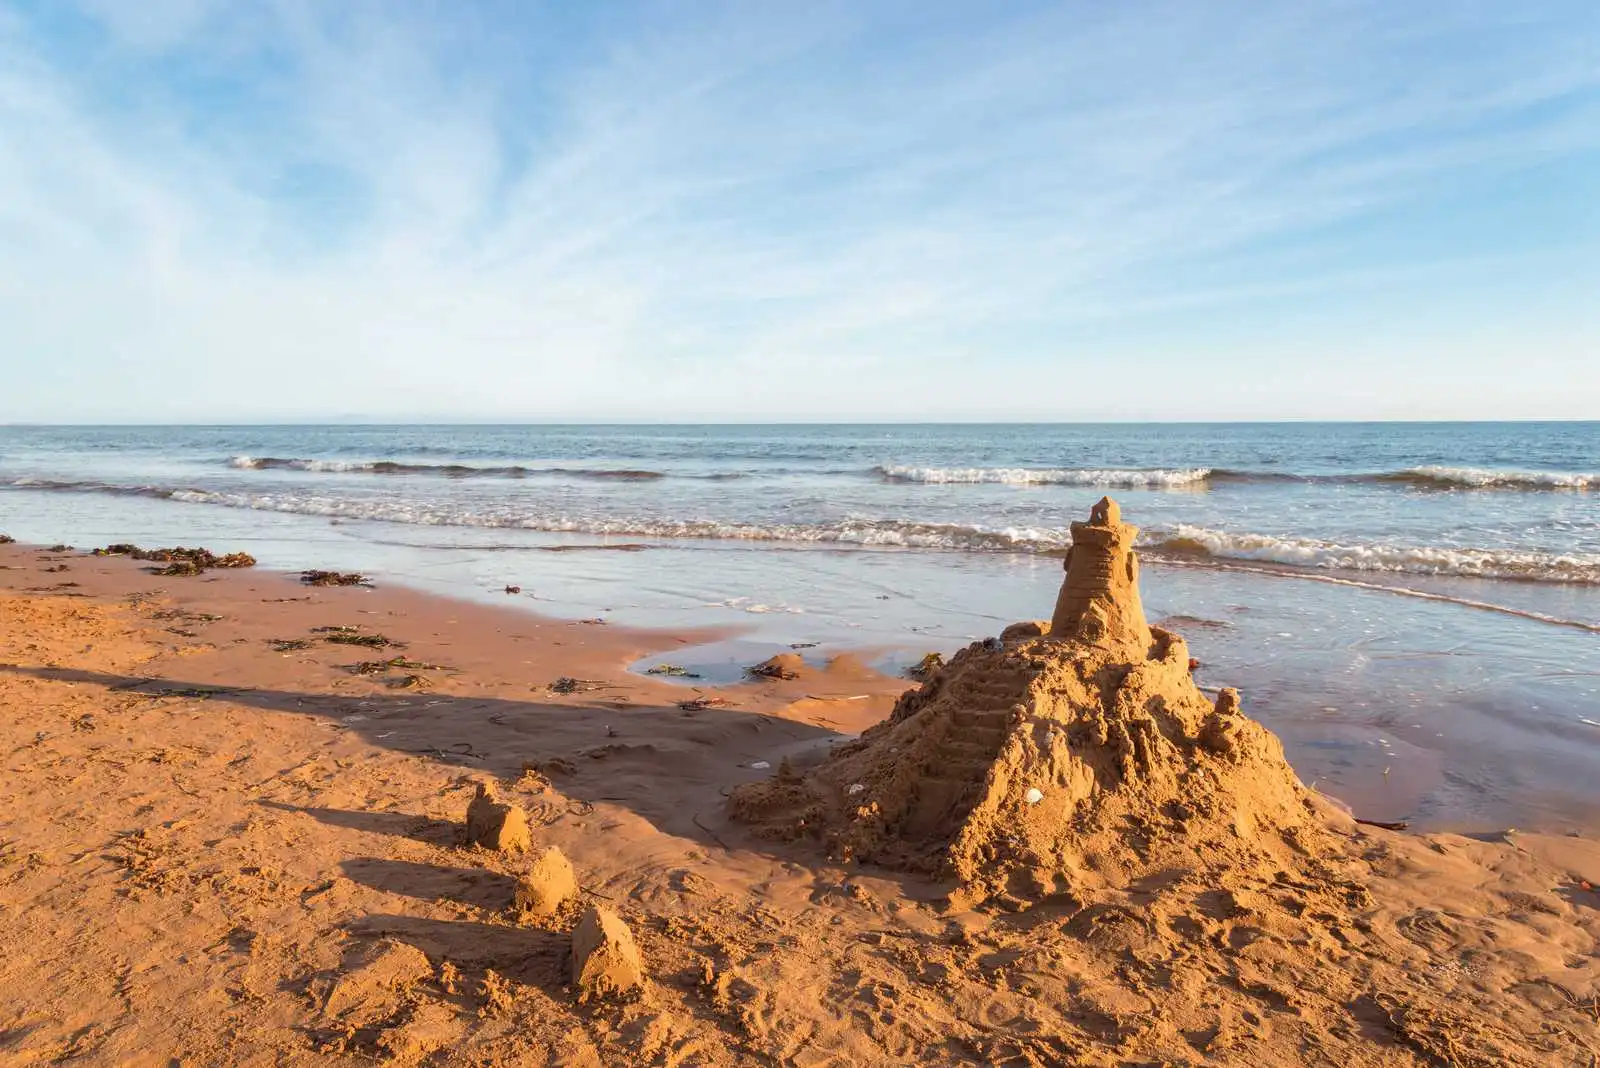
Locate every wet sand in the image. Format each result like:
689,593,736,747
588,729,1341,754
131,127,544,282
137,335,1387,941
2,539,1598,1065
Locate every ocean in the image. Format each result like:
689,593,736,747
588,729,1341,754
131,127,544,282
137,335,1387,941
2,422,1596,831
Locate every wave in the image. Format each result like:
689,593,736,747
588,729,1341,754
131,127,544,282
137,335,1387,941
876,464,1596,491
1374,466,1595,490
1146,525,1600,584
2,477,179,500
875,465,1213,487
8,476,1597,584
226,456,676,480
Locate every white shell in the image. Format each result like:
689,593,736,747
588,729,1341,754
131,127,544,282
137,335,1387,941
1024,787,1044,805
847,783,866,795
750,761,771,770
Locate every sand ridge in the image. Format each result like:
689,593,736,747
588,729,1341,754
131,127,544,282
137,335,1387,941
1,535,1598,1065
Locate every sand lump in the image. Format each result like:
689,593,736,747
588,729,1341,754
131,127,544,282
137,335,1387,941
732,497,1335,905
465,782,531,853
514,846,578,917
570,906,646,1000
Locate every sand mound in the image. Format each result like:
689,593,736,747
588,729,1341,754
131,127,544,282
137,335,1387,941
732,497,1334,904
514,846,578,917
323,939,434,1021
465,782,531,852
570,906,646,1000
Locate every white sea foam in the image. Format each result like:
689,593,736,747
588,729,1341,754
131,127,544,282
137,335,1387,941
876,465,1211,487
1148,525,1600,584
1388,466,1596,490
228,455,369,472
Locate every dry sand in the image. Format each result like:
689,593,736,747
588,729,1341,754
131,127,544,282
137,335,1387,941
1,530,1598,1066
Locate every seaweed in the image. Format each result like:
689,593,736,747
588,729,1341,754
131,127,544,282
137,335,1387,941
301,570,368,587
678,696,731,711
323,631,396,648
94,544,256,575
268,638,315,652
645,664,701,678
0,534,14,545
548,677,614,694
907,652,945,680
348,656,442,676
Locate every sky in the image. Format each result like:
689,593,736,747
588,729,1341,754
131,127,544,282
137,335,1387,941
1,1,1597,423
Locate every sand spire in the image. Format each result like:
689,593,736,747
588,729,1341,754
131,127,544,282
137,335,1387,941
1048,495,1153,654
731,497,1329,906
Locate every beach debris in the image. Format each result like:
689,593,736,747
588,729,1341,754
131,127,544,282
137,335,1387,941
732,497,1336,906
570,906,645,1000
574,618,609,625
789,641,819,649
548,677,612,694
301,569,368,587
750,761,772,770
504,585,521,594
645,663,701,678
465,783,531,852
678,696,729,712
93,544,256,575
314,626,397,648
46,544,72,552
0,534,13,545
749,653,804,681
906,652,944,680
349,656,442,676
513,846,578,918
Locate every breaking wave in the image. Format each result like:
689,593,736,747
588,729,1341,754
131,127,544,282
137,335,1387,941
226,456,678,480
875,465,1213,487
1374,466,1595,490
7,477,1596,584
1147,526,1600,584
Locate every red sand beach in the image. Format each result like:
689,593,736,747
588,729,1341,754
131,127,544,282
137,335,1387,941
2,533,1598,1065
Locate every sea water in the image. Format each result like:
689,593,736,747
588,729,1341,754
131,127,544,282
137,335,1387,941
3,422,1596,830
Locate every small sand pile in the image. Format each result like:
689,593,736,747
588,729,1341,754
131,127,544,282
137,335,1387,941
570,906,646,1000
732,497,1334,904
514,846,577,917
465,782,531,852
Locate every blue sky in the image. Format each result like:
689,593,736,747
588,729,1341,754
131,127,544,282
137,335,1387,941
1,0,1596,422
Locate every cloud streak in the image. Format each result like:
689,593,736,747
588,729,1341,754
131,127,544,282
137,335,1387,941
1,0,1597,420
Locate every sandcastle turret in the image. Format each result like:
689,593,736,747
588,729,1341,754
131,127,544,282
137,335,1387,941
1049,496,1152,653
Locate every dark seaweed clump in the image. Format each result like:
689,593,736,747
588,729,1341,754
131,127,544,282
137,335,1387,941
907,652,945,680
0,534,14,545
311,626,397,649
348,656,440,676
301,570,368,587
95,544,256,576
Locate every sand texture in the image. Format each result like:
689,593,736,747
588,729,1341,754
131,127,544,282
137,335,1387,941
1,531,1598,1065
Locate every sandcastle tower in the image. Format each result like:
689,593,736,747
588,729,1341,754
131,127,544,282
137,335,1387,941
1049,496,1152,654
731,498,1330,905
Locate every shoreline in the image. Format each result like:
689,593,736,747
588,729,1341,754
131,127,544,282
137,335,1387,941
3,535,1599,1063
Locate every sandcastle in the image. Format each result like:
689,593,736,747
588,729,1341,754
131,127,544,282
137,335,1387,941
732,497,1331,904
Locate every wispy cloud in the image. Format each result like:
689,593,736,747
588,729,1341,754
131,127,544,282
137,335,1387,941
1,0,1596,420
